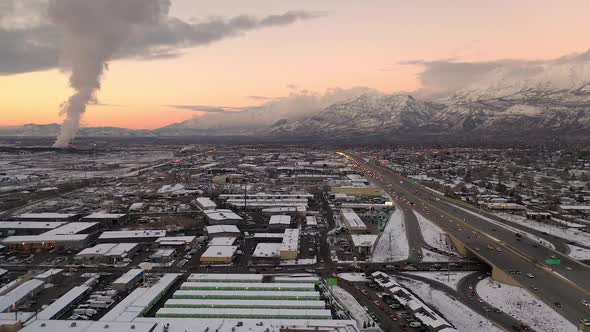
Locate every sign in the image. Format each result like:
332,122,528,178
544,259,561,265
326,277,338,286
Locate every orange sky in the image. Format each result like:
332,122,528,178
2,0,590,129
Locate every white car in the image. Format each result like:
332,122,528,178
582,300,590,306
526,273,534,278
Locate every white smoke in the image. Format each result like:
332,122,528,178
49,0,169,147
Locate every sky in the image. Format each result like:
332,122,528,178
2,0,590,129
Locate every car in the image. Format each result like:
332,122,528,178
483,307,491,312
526,273,534,278
582,300,590,306
554,302,563,307
361,289,369,295
580,319,590,327
409,321,422,328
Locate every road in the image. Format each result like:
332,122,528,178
343,151,590,328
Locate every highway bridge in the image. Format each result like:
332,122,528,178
341,151,590,329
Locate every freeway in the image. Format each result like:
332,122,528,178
342,151,590,328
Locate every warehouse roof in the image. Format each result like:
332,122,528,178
201,245,237,259
206,225,240,234
253,243,281,258
99,230,165,240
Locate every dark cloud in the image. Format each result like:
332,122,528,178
401,48,590,99
0,0,321,75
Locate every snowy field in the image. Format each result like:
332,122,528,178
330,286,373,326
404,271,475,290
476,278,575,332
421,248,462,263
414,211,460,255
449,204,555,249
371,206,409,262
396,276,501,331
567,244,590,260
496,213,590,244
337,273,368,282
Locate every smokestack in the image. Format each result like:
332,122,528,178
49,0,169,148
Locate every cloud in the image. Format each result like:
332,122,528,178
0,0,321,75
180,86,379,130
166,104,245,113
402,48,590,99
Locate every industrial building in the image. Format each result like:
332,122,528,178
0,221,66,237
195,197,217,210
98,230,166,243
204,209,243,225
74,243,139,265
200,245,238,264
80,212,128,225
350,234,378,256
206,225,240,238
340,208,368,233
279,229,299,260
112,269,144,292
268,215,291,230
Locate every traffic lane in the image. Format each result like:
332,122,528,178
457,272,527,331
347,157,590,325
369,166,590,293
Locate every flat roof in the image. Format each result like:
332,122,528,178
269,215,291,225
164,299,325,308
99,230,166,240
45,222,98,235
16,213,77,220
188,274,263,282
305,216,318,226
253,243,281,258
341,208,367,229
37,286,90,320
0,279,45,312
273,276,320,283
252,233,284,239
208,237,237,246
20,320,156,332
113,269,143,286
76,243,138,257
196,197,217,209
2,234,89,244
34,269,63,280
204,209,243,221
201,245,238,258
156,307,332,319
82,212,127,219
280,229,299,252
350,234,378,247
180,282,315,291
206,225,240,234
0,221,66,229
100,274,180,322
173,290,320,299
156,236,196,245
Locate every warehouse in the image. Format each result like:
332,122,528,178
0,221,66,237
200,245,237,264
252,243,281,264
204,209,243,225
208,237,236,246
100,274,180,322
195,197,217,211
179,282,315,292
2,234,90,252
206,225,240,238
268,215,291,230
340,208,368,233
112,269,144,291
81,212,128,225
36,286,90,320
350,234,378,256
150,248,176,263
173,290,320,300
74,243,139,265
251,233,284,243
15,213,80,221
0,279,45,312
187,273,263,283
279,229,299,260
156,236,197,248
98,230,166,243
156,307,332,319
164,299,325,309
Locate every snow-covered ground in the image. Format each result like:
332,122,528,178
567,244,590,260
449,204,555,249
330,286,373,326
476,278,575,332
414,211,459,255
421,248,462,263
396,276,501,331
371,206,409,262
403,271,475,290
496,213,590,244
337,273,368,282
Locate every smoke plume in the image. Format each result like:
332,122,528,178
49,0,168,147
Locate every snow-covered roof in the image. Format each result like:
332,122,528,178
280,229,299,252
269,215,291,225
253,243,281,258
200,245,238,259
99,230,165,240
0,279,45,312
204,209,242,222
16,213,78,220
44,222,98,235
188,274,263,283
82,212,127,220
0,221,65,229
208,237,237,246
206,225,240,234
37,286,90,320
350,234,378,248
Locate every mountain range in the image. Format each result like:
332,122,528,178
4,83,590,143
